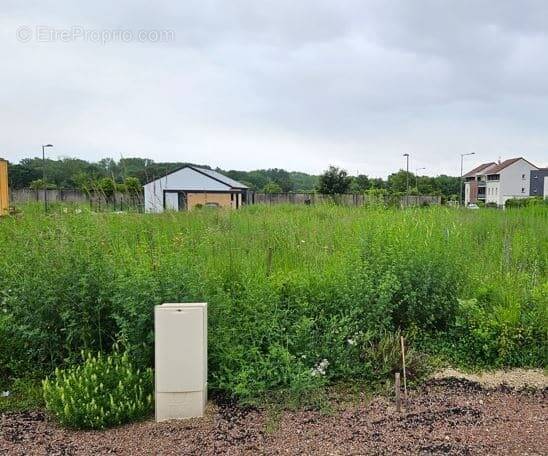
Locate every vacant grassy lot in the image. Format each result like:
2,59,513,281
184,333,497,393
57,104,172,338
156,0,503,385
0,204,546,402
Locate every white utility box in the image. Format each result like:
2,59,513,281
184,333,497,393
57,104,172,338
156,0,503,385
155,303,207,421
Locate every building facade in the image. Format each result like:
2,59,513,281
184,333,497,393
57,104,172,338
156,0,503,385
144,166,249,213
464,158,539,207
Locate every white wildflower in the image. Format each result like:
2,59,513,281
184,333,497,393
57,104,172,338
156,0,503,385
347,338,356,346
1,391,10,397
310,358,329,376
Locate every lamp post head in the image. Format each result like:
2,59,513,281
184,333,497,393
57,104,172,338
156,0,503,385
403,153,409,157
43,144,53,148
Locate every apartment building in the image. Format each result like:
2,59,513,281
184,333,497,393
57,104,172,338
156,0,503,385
530,168,548,199
463,158,539,207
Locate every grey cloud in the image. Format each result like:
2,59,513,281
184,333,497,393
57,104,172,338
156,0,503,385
1,1,547,176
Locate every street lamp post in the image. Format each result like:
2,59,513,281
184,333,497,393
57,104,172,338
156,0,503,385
42,144,53,212
460,152,475,206
403,153,410,206
415,167,426,189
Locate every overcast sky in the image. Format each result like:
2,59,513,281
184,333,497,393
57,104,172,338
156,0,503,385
2,1,548,177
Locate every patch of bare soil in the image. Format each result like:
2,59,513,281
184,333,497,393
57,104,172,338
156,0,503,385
1,377,546,455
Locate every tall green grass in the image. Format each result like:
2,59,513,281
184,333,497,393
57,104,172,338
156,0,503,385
0,203,546,401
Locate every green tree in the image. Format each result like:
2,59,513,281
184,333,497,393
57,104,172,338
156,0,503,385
266,168,293,192
73,172,94,193
263,181,283,194
387,170,415,194
124,177,141,194
8,160,41,189
432,175,460,197
369,177,386,189
350,174,370,193
97,177,116,198
29,179,46,190
317,166,352,195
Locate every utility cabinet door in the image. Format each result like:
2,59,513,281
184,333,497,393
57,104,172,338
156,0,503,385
155,306,205,392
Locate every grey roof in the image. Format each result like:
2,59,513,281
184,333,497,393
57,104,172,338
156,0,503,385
144,164,249,188
192,167,249,189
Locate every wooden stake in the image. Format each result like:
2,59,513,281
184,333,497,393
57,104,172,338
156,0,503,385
400,335,408,403
395,372,401,413
266,247,273,277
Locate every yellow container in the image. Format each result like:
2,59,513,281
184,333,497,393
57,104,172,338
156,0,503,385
0,159,9,216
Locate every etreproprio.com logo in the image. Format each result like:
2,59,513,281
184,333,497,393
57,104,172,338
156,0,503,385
16,25,175,44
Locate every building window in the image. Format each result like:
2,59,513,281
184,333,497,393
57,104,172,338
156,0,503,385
521,188,525,193
522,174,526,179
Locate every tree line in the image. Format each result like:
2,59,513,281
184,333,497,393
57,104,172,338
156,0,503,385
7,157,461,199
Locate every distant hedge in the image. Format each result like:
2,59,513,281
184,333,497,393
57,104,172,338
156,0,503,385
505,196,547,208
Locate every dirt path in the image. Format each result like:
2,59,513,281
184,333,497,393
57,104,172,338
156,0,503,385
1,377,547,455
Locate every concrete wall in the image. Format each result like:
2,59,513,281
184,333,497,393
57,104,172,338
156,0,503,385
10,189,143,209
253,193,441,207
9,188,441,210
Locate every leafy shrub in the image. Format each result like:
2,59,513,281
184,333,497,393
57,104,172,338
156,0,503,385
124,177,141,195
97,177,116,199
505,196,546,208
42,349,153,429
447,295,547,367
0,378,44,413
362,331,430,383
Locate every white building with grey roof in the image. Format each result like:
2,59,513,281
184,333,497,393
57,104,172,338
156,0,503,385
143,165,249,212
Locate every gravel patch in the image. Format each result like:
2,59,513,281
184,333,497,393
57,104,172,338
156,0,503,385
433,368,548,389
1,377,546,455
